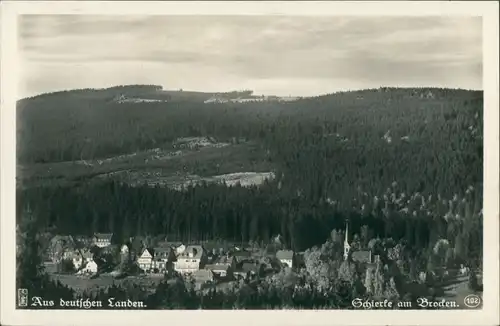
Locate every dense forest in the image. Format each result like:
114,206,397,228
17,86,482,197
17,86,483,248
18,179,482,259
17,87,482,241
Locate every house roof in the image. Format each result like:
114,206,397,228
276,250,294,260
205,263,230,272
94,233,113,240
153,246,175,259
140,248,155,257
179,245,203,259
352,250,372,263
192,269,214,282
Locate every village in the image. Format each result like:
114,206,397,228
42,220,477,303
44,223,385,292
45,232,302,291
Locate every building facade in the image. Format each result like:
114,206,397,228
174,245,206,274
152,246,177,273
137,248,154,272
92,233,113,248
276,250,294,268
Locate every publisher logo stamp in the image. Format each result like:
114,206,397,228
463,294,482,308
17,288,28,307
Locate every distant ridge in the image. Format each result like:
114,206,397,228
19,85,254,102
19,84,482,102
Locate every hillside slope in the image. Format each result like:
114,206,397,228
17,86,483,201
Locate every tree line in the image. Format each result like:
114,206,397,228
18,179,483,266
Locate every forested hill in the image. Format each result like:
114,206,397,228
18,84,252,103
17,85,483,251
17,86,483,199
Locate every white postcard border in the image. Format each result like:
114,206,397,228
1,1,498,326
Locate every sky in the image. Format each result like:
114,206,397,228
18,15,483,98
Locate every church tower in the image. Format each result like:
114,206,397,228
343,222,350,260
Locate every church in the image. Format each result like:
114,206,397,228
343,223,375,264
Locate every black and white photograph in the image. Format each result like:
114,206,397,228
1,1,499,326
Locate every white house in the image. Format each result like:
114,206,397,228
137,248,154,272
152,246,177,273
276,250,294,268
205,256,236,277
82,260,98,274
174,245,206,274
92,233,113,248
205,262,233,277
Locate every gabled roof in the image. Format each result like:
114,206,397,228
205,263,230,272
140,248,154,257
153,246,175,259
94,233,113,240
276,250,294,260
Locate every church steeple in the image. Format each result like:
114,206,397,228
344,222,349,245
343,221,350,260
